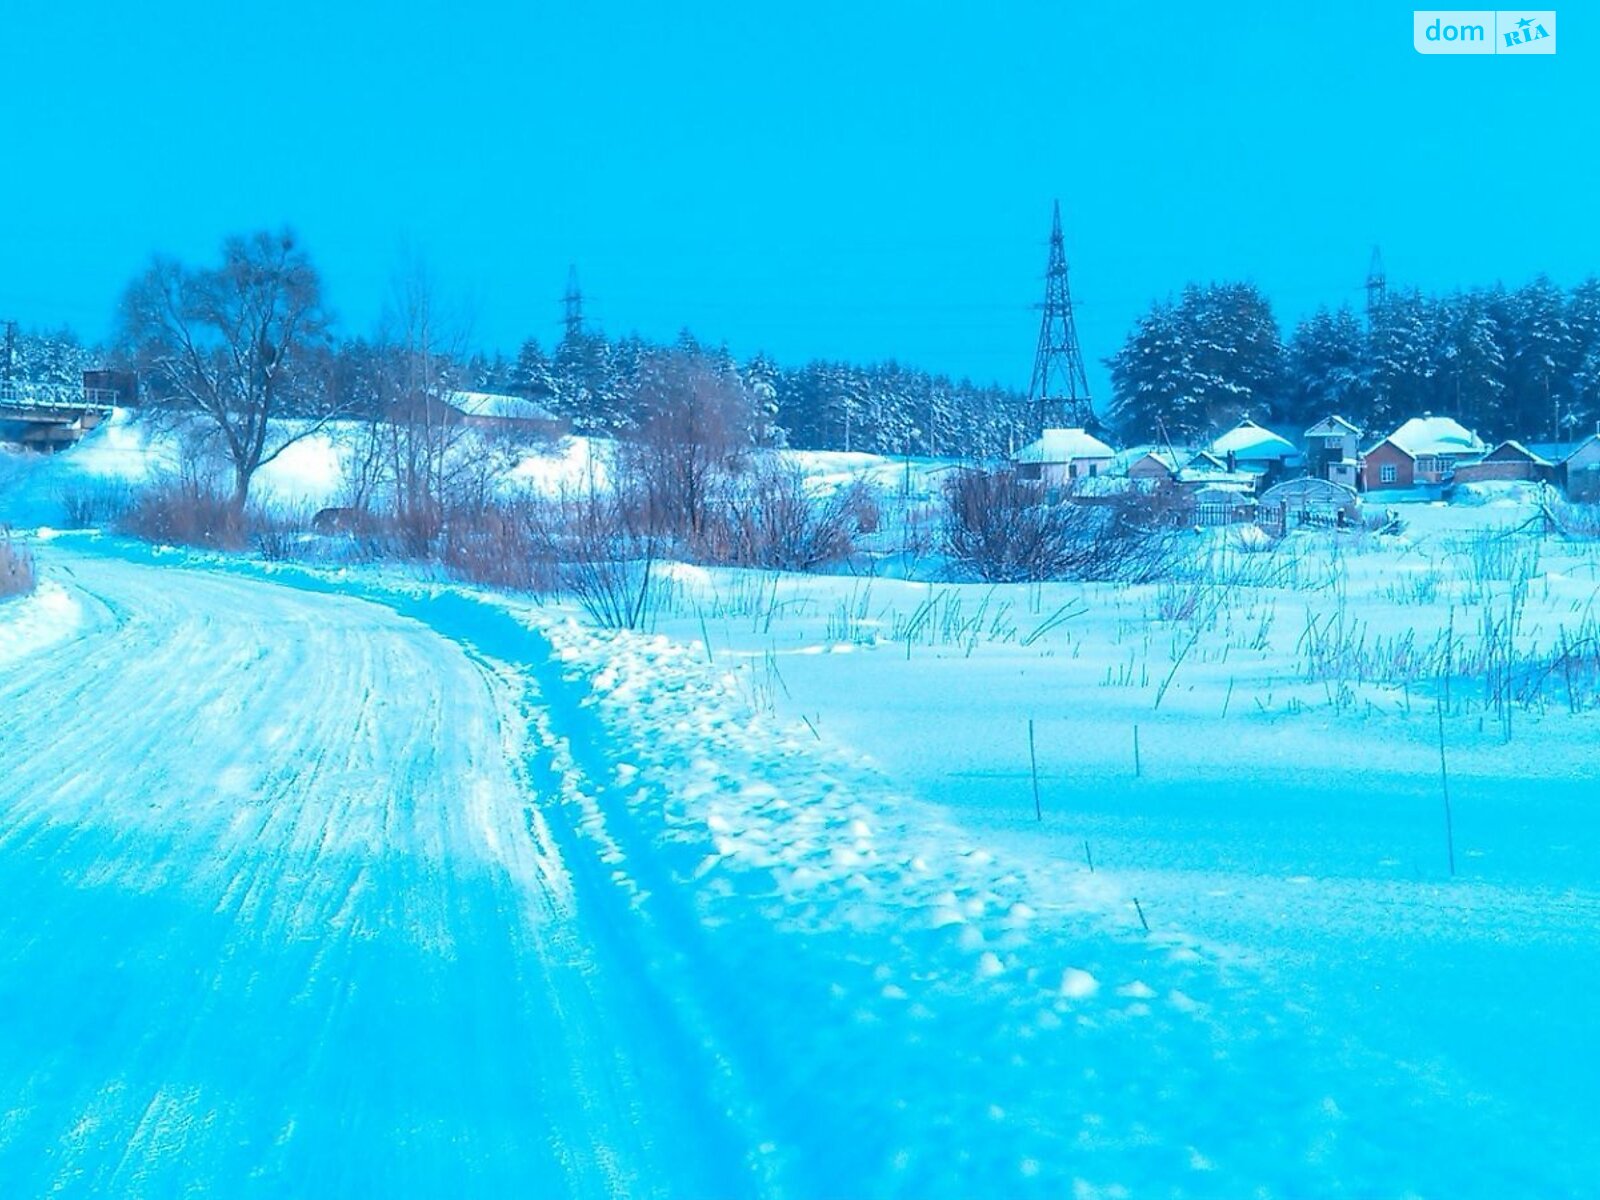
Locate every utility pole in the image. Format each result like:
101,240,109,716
1027,200,1095,434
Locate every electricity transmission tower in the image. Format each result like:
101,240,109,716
1366,246,1387,325
1027,200,1095,433
563,266,584,342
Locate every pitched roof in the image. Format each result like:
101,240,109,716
445,390,557,423
1211,418,1297,460
1383,415,1487,458
1114,445,1186,473
1304,415,1362,437
1483,439,1552,466
1013,427,1115,464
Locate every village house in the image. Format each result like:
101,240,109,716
1303,415,1362,489
1361,415,1488,491
1013,427,1116,487
1210,418,1300,489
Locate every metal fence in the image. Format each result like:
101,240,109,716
0,382,119,409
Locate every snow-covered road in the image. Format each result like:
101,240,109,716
4,546,1593,1198
0,554,748,1197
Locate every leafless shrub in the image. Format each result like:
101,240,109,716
250,503,316,562
0,537,35,599
59,481,135,530
722,462,866,571
1550,499,1600,539
441,499,560,594
942,467,1185,583
117,476,251,550
520,486,658,629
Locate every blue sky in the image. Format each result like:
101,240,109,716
0,3,1591,398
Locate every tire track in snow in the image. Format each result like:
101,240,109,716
0,551,749,1197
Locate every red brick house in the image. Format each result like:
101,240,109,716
1361,415,1488,491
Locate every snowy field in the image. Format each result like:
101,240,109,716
1,420,1598,1195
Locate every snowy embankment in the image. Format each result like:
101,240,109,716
0,408,941,533
0,575,80,668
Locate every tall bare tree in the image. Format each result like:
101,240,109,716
622,348,757,543
119,229,336,508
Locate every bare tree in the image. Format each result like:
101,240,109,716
119,229,336,510
620,349,756,545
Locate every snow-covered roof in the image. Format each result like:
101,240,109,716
1383,415,1486,458
1486,439,1552,466
1305,415,1361,437
1211,419,1296,461
1112,446,1204,477
1013,427,1115,464
445,390,557,423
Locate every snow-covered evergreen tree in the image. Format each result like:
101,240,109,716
1501,275,1575,439
1367,289,1437,432
1433,289,1505,429
1108,283,1283,442
1285,306,1370,430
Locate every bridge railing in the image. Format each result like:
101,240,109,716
0,382,120,409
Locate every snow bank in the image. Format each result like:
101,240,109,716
0,579,80,667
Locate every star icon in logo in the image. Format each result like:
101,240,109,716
1517,16,1534,29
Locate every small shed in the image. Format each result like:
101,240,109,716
1124,448,1185,484
1452,441,1553,485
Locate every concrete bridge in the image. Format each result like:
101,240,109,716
0,382,117,449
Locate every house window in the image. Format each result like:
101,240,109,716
1416,456,1442,477
1380,463,1398,484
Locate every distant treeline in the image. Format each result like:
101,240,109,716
15,265,1600,457
464,329,1032,458
6,322,1031,459
1107,277,1600,445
